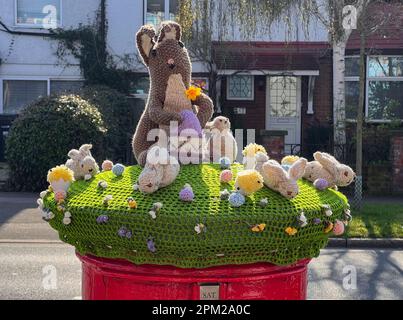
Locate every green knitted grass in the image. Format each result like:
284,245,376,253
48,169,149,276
43,164,349,268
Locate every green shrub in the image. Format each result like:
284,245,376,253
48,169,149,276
79,85,137,163
6,95,107,191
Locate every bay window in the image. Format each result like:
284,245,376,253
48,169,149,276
3,80,47,114
16,0,61,28
1,79,83,115
367,56,403,121
144,0,179,26
345,55,403,121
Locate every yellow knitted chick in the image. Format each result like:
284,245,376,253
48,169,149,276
281,155,300,166
242,143,267,157
234,169,264,196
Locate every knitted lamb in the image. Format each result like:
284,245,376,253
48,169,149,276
132,21,214,166
205,116,238,163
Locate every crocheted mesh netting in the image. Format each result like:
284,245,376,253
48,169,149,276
43,164,349,268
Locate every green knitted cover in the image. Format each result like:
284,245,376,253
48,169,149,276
43,164,349,268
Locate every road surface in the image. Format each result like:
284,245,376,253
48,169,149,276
0,193,402,300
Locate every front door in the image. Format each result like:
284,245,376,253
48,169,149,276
266,76,301,155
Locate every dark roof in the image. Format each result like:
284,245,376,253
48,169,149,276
212,42,330,71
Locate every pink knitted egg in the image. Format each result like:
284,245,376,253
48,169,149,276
333,220,345,236
220,170,233,183
102,160,113,171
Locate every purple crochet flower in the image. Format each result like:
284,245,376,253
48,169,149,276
178,110,202,138
147,238,157,253
96,215,109,224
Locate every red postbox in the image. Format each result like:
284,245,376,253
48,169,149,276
78,253,310,300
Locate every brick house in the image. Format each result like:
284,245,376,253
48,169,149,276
0,0,402,193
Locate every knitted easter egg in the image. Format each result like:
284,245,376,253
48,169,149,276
228,192,245,207
219,157,231,170
179,185,195,202
178,110,202,137
314,178,329,191
333,220,345,236
102,160,114,171
220,170,233,183
54,190,66,202
112,163,125,176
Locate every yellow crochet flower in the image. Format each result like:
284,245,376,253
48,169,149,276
281,155,300,166
185,86,202,101
285,227,298,236
47,165,74,183
251,224,266,233
242,143,267,157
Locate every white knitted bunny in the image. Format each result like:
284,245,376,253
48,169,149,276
303,152,355,188
65,144,99,181
138,146,180,194
205,116,238,163
260,158,307,199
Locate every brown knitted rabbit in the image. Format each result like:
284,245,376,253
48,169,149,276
132,21,214,166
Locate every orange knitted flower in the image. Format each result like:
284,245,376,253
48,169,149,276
285,227,298,236
185,86,202,101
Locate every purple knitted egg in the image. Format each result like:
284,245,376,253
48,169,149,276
178,110,202,137
314,178,329,191
179,187,195,202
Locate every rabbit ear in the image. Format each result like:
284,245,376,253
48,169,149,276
288,158,307,181
68,149,80,160
79,144,93,157
314,152,339,174
136,24,156,66
262,160,286,183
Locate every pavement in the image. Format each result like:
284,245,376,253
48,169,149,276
0,192,402,300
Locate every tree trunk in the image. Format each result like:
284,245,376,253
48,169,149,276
333,41,347,156
354,31,366,209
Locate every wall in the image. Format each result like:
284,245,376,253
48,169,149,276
220,75,267,133
0,0,100,77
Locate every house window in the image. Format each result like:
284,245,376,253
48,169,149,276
50,80,84,95
367,56,403,121
3,80,47,114
191,78,209,91
227,75,254,101
16,0,61,28
345,56,360,120
129,76,150,96
345,56,403,121
144,0,179,26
